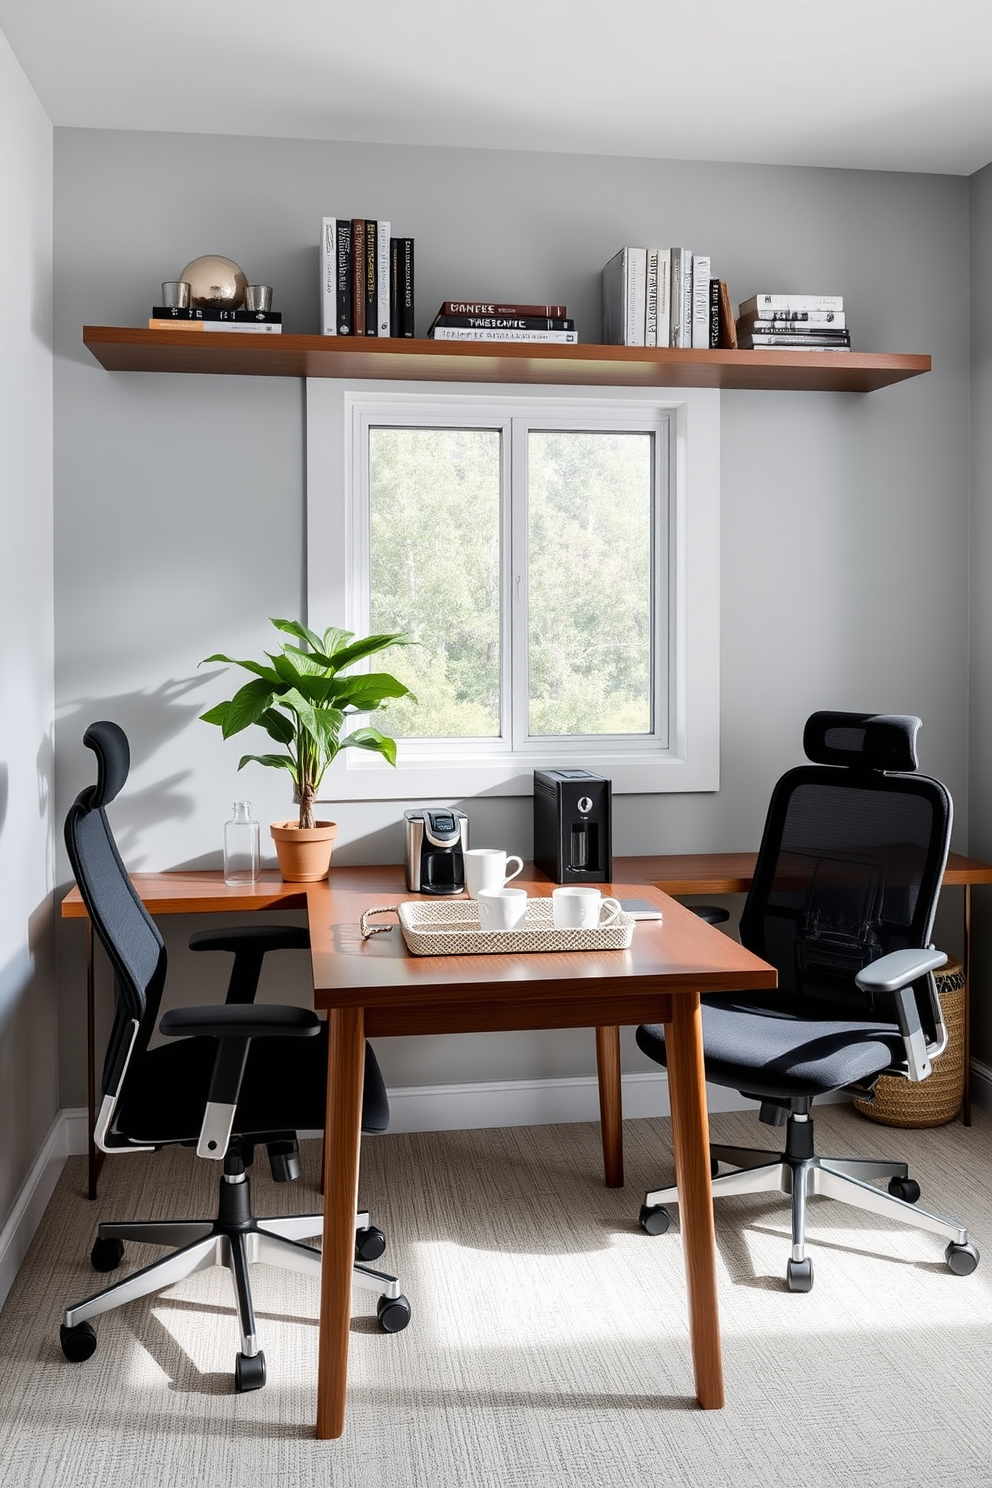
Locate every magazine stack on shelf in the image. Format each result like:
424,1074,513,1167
147,306,282,334
319,217,415,337
735,294,850,351
601,247,720,348
427,301,577,343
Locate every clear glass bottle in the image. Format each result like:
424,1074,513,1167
224,800,260,885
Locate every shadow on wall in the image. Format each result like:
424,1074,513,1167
59,678,212,862
0,762,7,838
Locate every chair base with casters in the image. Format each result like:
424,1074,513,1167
638,1096,979,1293
60,1145,410,1391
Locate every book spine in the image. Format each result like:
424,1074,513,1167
644,250,659,347
430,327,578,342
320,217,337,335
691,255,711,349
601,248,626,345
669,249,685,347
147,320,283,333
364,220,377,335
656,252,671,347
351,219,366,335
738,293,844,315
336,219,353,335
430,315,575,331
740,310,847,328
439,300,568,317
389,238,400,336
709,278,721,348
376,219,390,336
150,307,282,322
717,280,737,349
401,239,415,337
740,332,851,348
626,248,647,346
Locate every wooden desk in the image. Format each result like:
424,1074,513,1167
636,851,992,1125
62,860,777,1439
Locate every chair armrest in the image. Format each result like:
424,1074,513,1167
158,1003,320,1160
188,926,311,955
159,1003,319,1040
854,947,947,994
687,904,731,926
188,924,311,1005
856,948,947,1083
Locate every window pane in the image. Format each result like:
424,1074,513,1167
527,431,653,736
369,426,501,738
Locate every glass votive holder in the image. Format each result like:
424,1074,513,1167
244,284,273,313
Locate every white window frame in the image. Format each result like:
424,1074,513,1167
306,379,719,799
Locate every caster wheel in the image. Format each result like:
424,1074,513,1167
377,1294,412,1333
639,1204,671,1236
945,1241,980,1276
90,1236,125,1272
60,1321,97,1362
887,1177,921,1204
355,1225,386,1263
235,1350,267,1392
786,1258,813,1293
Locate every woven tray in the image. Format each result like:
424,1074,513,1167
360,897,637,956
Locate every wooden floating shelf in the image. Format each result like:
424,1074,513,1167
82,326,931,394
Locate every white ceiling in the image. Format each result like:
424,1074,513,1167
3,0,992,176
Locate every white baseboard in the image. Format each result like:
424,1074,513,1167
0,1110,75,1312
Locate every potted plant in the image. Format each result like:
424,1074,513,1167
200,618,413,881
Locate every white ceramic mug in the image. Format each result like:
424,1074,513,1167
551,886,623,930
477,886,528,931
464,847,524,900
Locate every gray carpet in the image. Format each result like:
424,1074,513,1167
0,1104,989,1488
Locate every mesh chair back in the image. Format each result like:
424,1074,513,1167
64,722,168,1098
739,713,951,1028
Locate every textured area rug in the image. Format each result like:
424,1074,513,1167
0,1104,989,1488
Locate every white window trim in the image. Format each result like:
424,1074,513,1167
306,379,719,800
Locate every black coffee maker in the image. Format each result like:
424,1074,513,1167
533,769,612,883
404,809,469,894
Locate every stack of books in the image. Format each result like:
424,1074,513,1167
602,248,721,348
320,217,414,337
427,301,577,344
735,294,850,351
147,307,282,334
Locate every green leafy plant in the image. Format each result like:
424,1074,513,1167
200,618,413,829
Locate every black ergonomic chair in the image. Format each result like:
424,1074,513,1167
636,711,980,1292
60,720,410,1392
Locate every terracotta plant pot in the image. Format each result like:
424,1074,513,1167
270,820,338,882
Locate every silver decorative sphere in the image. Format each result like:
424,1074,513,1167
180,255,248,309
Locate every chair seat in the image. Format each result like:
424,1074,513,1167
115,1023,390,1146
636,996,906,1100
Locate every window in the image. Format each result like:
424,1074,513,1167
306,382,719,798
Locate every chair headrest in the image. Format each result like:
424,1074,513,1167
82,721,131,806
802,711,921,773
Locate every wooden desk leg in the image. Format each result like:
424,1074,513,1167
962,884,972,1126
665,992,724,1410
316,1005,366,1440
595,1025,624,1188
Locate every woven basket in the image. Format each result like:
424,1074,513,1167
853,956,965,1128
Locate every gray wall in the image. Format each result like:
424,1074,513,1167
53,128,973,1105
0,34,57,1225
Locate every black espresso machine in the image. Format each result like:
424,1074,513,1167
404,809,469,894
533,768,612,883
